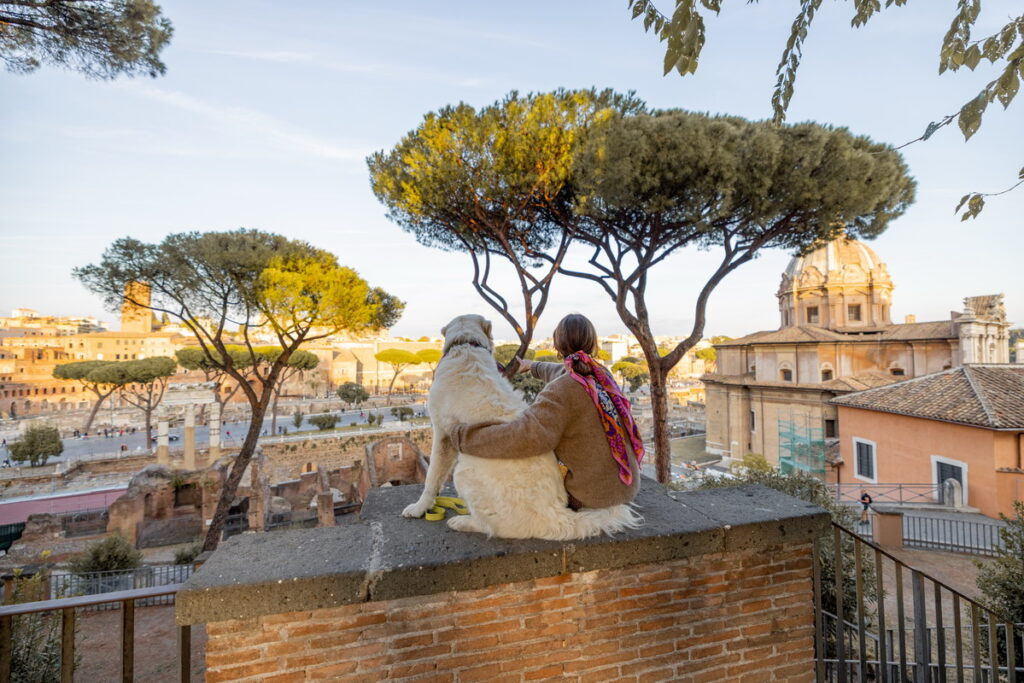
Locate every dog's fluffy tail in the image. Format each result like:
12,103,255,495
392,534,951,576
572,504,643,539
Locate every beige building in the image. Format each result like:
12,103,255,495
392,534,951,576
702,237,1012,474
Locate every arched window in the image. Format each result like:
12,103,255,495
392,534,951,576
890,367,905,377
821,369,834,382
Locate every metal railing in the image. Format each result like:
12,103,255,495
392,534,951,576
830,483,943,506
814,522,1023,682
48,564,196,609
904,515,1006,557
0,583,189,682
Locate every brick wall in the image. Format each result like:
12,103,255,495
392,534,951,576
261,427,431,481
203,543,815,683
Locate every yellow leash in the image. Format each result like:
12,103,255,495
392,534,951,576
424,496,469,521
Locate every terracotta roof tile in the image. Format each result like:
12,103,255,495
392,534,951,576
830,364,1024,429
716,321,955,347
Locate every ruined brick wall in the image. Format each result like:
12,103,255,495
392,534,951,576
202,543,815,682
260,428,431,481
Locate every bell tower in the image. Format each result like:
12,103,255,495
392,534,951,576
121,281,154,333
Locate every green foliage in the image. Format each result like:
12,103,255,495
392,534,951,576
9,424,63,467
0,0,174,79
510,373,545,404
533,350,558,362
709,335,733,345
308,414,339,430
494,344,536,367
627,1,1022,219
52,359,113,383
390,406,414,421
175,346,253,373
729,452,772,474
292,411,304,429
368,89,645,362
86,356,176,387
8,555,69,681
173,542,203,566
366,412,383,427
67,534,142,574
375,349,420,395
695,347,716,363
612,361,649,392
336,382,369,407
976,500,1024,623
415,348,442,376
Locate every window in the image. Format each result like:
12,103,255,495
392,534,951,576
890,368,905,377
821,369,833,381
854,439,876,482
806,306,819,324
848,304,862,322
931,456,969,505
750,410,756,432
780,369,793,382
824,419,837,438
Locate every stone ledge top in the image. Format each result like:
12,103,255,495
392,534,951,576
176,480,829,625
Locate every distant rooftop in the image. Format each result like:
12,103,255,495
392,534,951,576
830,364,1024,430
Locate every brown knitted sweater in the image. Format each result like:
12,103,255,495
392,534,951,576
449,361,640,509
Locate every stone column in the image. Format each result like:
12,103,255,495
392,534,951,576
183,403,196,471
316,493,336,527
208,401,221,462
156,410,170,465
247,453,267,533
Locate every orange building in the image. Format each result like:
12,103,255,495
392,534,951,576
831,364,1024,519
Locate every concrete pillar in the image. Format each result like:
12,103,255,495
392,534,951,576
157,411,169,465
208,401,221,462
183,403,196,471
872,508,904,549
316,493,336,527
247,453,266,533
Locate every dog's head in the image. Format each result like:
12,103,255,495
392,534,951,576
441,314,494,355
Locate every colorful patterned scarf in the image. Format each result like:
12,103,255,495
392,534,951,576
563,351,646,486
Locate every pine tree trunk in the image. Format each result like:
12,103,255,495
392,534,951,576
83,393,105,432
649,369,671,484
270,392,279,435
202,406,266,551
144,408,153,446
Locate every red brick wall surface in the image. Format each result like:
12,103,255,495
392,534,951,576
202,543,816,682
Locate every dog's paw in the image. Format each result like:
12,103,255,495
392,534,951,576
447,515,480,533
402,500,431,518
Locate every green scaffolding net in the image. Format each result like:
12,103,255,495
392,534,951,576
777,416,826,477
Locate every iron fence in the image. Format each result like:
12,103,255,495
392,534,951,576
60,507,108,538
48,564,196,610
814,522,1023,682
0,583,189,682
903,515,1006,557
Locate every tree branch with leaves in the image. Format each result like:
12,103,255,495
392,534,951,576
626,0,1022,219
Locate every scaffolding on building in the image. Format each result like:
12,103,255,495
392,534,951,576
777,414,827,478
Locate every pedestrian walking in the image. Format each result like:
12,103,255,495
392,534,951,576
859,490,873,524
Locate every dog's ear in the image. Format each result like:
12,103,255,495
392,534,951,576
440,324,448,337
482,319,492,339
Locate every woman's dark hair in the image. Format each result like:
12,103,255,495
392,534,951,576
553,314,598,375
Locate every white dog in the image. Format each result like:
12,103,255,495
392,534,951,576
401,314,642,540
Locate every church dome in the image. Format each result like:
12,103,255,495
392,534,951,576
777,238,893,330
783,239,882,281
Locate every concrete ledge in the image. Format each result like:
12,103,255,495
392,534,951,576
176,479,829,625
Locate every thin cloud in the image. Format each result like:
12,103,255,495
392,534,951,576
125,84,371,161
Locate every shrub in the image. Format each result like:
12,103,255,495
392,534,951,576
292,411,304,429
67,534,143,574
10,424,63,467
173,542,204,566
390,406,414,422
9,554,71,681
308,414,340,431
975,500,1024,667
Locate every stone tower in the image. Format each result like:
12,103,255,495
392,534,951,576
956,294,1011,363
777,238,894,331
121,281,154,333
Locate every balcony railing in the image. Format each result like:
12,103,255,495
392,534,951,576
0,583,188,682
830,483,944,506
814,522,1022,682
903,515,1006,557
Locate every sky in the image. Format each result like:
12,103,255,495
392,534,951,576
1,1,1021,341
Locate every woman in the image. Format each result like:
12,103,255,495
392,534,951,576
450,313,645,510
